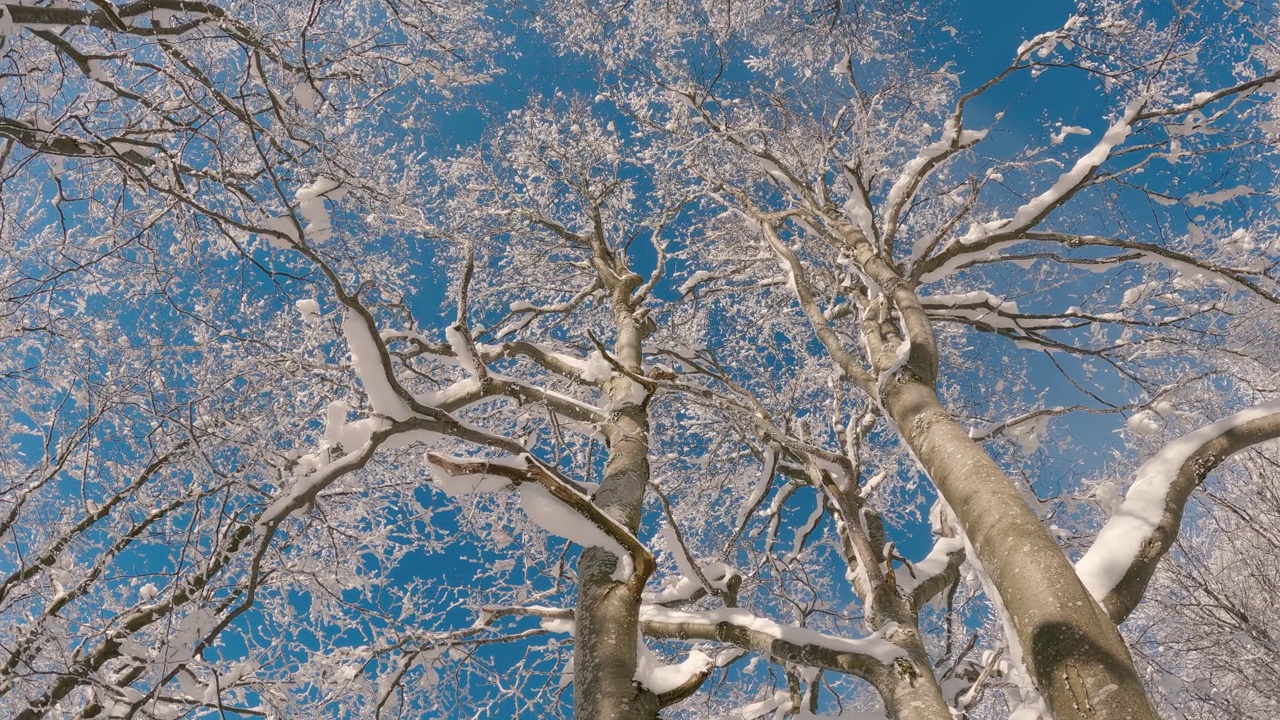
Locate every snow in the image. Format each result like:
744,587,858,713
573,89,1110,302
1121,281,1157,307
445,325,480,376
427,457,517,496
1017,29,1062,58
1076,398,1280,601
519,482,633,581
413,647,445,688
659,522,701,585
787,500,825,562
1008,415,1048,454
841,184,878,246
580,350,613,383
86,59,111,83
294,177,344,242
264,215,299,248
918,100,1140,282
876,331,912,392
342,311,412,420
644,575,705,604
737,446,777,528
540,615,575,635
1050,124,1091,144
678,270,713,295
417,377,480,408
895,536,964,596
1186,184,1252,207
1004,100,1139,233
926,289,1024,315
1125,410,1162,437
757,156,803,196
1008,706,1047,720
294,81,319,111
295,298,321,324
916,235,1021,283
177,670,204,700
635,639,712,695
324,400,385,451
628,379,650,405
639,605,905,663
889,119,987,236
731,690,793,719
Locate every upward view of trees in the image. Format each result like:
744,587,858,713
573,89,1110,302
2,1,1278,718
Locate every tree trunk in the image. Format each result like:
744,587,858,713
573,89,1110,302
880,377,1158,720
574,545,658,720
573,276,657,719
875,626,957,720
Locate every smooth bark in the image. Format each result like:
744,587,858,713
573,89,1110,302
881,376,1158,720
573,265,657,719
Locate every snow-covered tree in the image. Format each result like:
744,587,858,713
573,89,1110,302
1,1,1278,718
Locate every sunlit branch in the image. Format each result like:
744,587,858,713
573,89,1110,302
1077,399,1280,623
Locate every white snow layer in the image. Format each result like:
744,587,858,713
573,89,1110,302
445,325,480,376
427,462,512,497
1050,124,1091,144
659,522,702,587
342,311,412,420
580,351,613,383
635,639,713,695
324,400,385,450
999,100,1139,236
1076,398,1280,601
895,536,964,597
519,483,634,581
736,446,777,528
1186,184,1252,207
916,100,1140,281
678,270,714,295
295,298,321,324
294,177,344,241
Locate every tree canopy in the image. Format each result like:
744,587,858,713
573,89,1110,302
1,1,1279,718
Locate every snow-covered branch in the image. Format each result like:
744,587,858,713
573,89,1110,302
425,453,656,591
913,99,1144,282
1077,399,1280,622
898,536,966,610
638,605,904,681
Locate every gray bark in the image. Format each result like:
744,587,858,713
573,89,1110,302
811,220,1162,720
573,264,658,719
810,466,955,719
880,376,1158,720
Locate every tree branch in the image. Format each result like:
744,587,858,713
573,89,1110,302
1076,398,1280,623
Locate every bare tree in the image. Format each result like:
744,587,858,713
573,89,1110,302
1,1,1279,719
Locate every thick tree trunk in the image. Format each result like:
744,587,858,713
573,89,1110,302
572,271,657,719
574,546,658,720
572,402,656,719
880,377,1158,720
